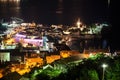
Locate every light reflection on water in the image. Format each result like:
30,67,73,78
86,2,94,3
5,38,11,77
0,0,20,1
0,0,65,24
0,0,21,18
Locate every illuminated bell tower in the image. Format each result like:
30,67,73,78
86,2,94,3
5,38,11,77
77,19,81,28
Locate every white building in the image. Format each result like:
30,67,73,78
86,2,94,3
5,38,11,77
0,52,10,62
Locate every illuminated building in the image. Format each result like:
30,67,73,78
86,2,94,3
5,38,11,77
0,52,10,62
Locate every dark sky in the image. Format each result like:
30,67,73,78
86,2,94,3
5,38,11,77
20,0,109,24
107,0,120,50
0,0,110,24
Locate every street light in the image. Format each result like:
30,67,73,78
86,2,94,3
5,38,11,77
102,63,108,80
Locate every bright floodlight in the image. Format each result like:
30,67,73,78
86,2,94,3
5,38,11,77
102,64,108,68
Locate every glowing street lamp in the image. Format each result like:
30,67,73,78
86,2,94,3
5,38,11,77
102,63,108,80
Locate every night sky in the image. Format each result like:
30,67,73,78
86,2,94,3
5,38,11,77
25,0,109,24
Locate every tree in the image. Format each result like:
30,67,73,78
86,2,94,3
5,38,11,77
1,72,21,80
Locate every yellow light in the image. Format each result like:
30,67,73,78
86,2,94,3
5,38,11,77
77,22,80,26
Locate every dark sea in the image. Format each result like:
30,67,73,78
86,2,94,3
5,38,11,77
0,0,109,25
